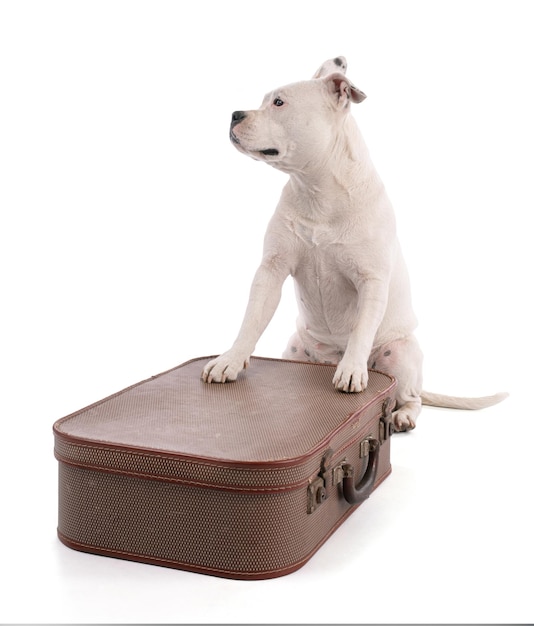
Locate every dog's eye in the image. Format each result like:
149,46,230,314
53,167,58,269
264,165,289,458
273,98,284,107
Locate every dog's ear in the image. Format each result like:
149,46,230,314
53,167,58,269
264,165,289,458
324,72,366,107
313,56,348,78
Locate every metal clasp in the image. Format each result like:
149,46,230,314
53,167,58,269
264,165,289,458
307,448,333,514
379,397,395,442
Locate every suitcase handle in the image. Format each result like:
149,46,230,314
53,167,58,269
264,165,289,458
341,438,380,505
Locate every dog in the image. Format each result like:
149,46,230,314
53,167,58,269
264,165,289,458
202,57,507,431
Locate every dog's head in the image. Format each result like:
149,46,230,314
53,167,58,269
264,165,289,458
229,58,366,173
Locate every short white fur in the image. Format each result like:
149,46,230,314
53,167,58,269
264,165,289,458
202,57,507,430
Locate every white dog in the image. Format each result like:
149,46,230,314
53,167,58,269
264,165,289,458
202,57,507,431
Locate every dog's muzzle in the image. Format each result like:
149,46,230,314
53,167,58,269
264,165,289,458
229,110,279,156
230,110,246,144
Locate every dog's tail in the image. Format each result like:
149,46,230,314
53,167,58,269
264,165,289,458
421,390,509,410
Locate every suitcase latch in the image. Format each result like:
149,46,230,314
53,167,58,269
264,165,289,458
307,448,333,514
379,396,395,442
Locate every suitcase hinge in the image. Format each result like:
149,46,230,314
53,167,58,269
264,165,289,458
307,448,333,514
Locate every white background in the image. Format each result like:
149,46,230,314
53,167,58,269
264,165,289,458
1,0,533,623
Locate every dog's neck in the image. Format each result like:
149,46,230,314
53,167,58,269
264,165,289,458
286,116,382,215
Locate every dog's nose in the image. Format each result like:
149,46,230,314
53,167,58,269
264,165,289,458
231,110,247,128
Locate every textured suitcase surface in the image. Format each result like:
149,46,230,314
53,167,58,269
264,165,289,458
54,356,396,579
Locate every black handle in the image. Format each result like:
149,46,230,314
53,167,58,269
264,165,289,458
341,438,380,505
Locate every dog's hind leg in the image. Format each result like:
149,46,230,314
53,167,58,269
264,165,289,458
282,332,315,362
369,334,423,432
282,331,343,365
285,330,424,431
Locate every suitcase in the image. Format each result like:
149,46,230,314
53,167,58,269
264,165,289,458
53,356,396,580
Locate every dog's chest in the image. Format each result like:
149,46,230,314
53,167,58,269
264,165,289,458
293,221,329,247
283,213,362,325
295,247,354,291
291,214,351,249
293,234,358,315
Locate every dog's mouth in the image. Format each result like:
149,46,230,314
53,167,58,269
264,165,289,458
230,130,279,157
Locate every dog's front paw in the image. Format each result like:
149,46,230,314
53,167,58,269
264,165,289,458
201,352,250,384
332,359,368,393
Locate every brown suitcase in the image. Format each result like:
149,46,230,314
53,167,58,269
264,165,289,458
53,356,396,580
